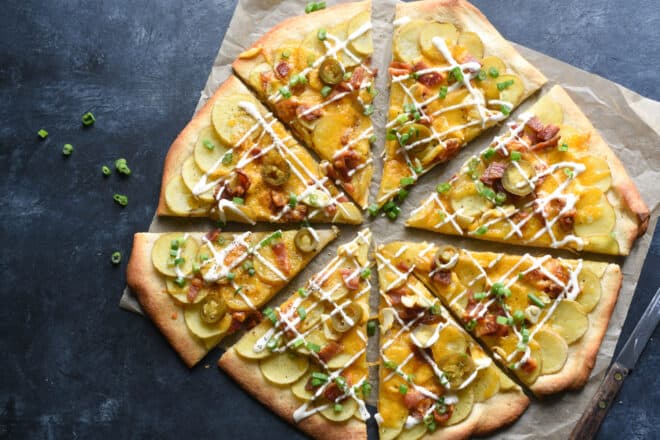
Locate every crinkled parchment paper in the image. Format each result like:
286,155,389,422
119,1,660,438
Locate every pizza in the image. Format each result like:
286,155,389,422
407,85,649,255
378,241,622,396
126,227,338,367
374,244,529,439
233,1,375,208
156,75,362,225
376,0,547,213
219,229,372,440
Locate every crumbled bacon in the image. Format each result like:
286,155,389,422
403,391,433,419
296,104,323,121
386,286,410,305
336,195,349,203
524,260,569,298
272,242,291,275
187,277,204,302
340,268,360,290
350,66,367,89
433,405,454,423
414,61,444,87
480,161,507,186
323,382,344,402
221,170,251,200
524,116,561,150
205,228,221,242
274,98,299,122
558,208,576,232
244,311,263,329
431,269,452,286
228,311,247,334
270,190,287,210
475,314,510,337
396,261,410,272
437,138,462,163
282,204,308,222
318,341,344,363
544,198,576,232
525,116,544,133
250,147,262,157
259,70,274,93
389,61,412,77
324,203,337,217
520,357,538,373
537,124,560,142
333,149,363,180
275,61,290,79
530,134,560,151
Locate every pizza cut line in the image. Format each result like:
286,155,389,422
234,0,376,209
156,75,362,225
406,85,649,255
378,240,622,397
126,227,338,367
376,0,547,214
375,244,530,439
219,229,373,440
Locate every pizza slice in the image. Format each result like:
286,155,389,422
374,244,529,439
156,75,362,225
233,1,375,208
376,0,547,213
126,227,338,367
218,229,372,440
407,85,649,255
379,241,622,396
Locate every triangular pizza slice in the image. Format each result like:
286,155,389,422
218,229,372,440
374,244,529,439
126,227,338,367
380,241,621,397
376,0,547,212
233,1,375,208
407,85,649,255
156,75,362,225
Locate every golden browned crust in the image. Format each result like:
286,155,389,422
530,263,622,396
542,85,650,255
232,1,370,83
395,0,547,100
218,348,367,440
126,233,209,367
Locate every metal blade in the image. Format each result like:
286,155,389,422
615,286,660,370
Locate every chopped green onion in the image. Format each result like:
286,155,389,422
362,382,372,398
564,168,575,179
367,203,379,217
386,129,397,141
510,151,522,161
518,272,524,279
37,129,49,139
488,67,499,78
264,307,278,324
333,404,343,413
222,152,233,165
266,337,279,351
81,112,96,126
558,142,569,152
360,268,371,279
203,139,215,150
321,85,332,97
288,192,297,208
279,86,292,99
451,66,464,82
306,2,326,13
475,225,488,235
297,306,307,320
369,134,377,144
386,206,401,220
466,319,477,331
62,143,73,156
343,71,352,81
115,158,131,175
111,251,122,264
363,104,374,116
491,282,511,298
292,338,304,348
334,376,347,390
367,320,377,336
436,182,451,193
173,257,185,266
521,327,530,343
232,197,244,205
113,193,128,206
495,192,507,205
169,249,178,257
317,28,327,40
476,70,487,81
289,73,307,87
473,291,488,300
496,315,509,325
226,272,235,281
174,277,186,287
307,342,321,352
281,49,291,59
513,310,525,323
528,293,545,308
396,113,409,124
298,287,308,298
400,176,415,187
102,165,111,176
429,303,441,315
497,79,515,91
438,86,448,99
500,104,511,116
409,72,420,80
482,147,495,159
399,384,408,394
383,360,397,370
311,372,329,382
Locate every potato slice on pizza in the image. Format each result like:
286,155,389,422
381,241,622,396
376,0,546,213
156,75,362,225
407,85,649,255
375,243,529,439
219,229,372,440
233,1,375,208
126,227,338,367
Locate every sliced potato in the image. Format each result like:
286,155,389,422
181,156,214,202
497,74,524,107
347,11,373,56
481,56,505,75
234,320,274,360
211,94,259,146
419,22,459,60
166,279,209,304
193,126,231,174
585,234,620,255
446,386,474,425
535,328,569,374
393,20,426,63
431,325,467,364
577,155,612,193
151,233,198,277
497,369,518,391
550,300,589,344
532,97,564,126
312,113,351,160
577,268,602,312
450,193,490,222
516,340,543,385
291,371,317,401
222,282,273,311
248,62,275,95
398,422,427,440
326,351,354,370
253,245,288,286
457,31,483,59
320,397,358,421
574,188,616,237
164,177,207,215
259,351,309,385
379,419,405,440
183,304,232,339
301,30,326,58
472,365,501,402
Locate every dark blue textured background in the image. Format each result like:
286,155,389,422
0,0,658,438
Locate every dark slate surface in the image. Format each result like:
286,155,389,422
0,0,657,438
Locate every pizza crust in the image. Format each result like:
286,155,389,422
218,348,367,440
395,0,547,102
530,263,622,396
542,85,650,255
126,233,210,367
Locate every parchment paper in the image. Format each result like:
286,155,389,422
119,1,660,438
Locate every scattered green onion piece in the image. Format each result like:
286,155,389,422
367,320,377,336
513,310,525,323
559,142,569,152
232,197,244,205
528,293,546,308
264,307,278,324
500,105,511,116
362,382,372,398
369,134,377,144
488,67,499,78
174,277,186,287
386,206,401,220
226,272,235,281
451,66,464,82
438,86,448,99
497,79,515,91
399,384,408,394
311,372,329,382
333,404,343,413
221,152,233,166
367,203,379,217
279,86,292,99
564,168,575,179
476,70,487,81
495,192,507,205
307,342,321,352
37,129,49,139
400,176,415,187
102,165,111,176
473,291,488,300
203,139,215,150
482,147,495,159
281,49,291,59
297,306,307,320
343,71,352,81
292,338,304,348
113,193,128,206
510,151,522,161
383,360,397,370
360,268,371,279
475,225,488,235
111,251,122,264
321,85,332,97
436,182,451,193
62,143,73,156
522,327,530,343
81,112,96,126
496,315,509,325
298,287,308,298
363,104,374,116
466,319,477,331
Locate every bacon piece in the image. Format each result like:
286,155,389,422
250,147,262,157
431,269,452,286
389,61,412,77
530,134,560,151
537,124,560,142
414,61,444,87
259,70,274,93
244,311,263,330
275,61,290,79
480,161,507,186
520,357,538,373
403,391,434,419
272,242,291,275
187,277,204,302
336,195,349,203
323,382,344,402
433,405,454,423
222,169,251,199
350,66,366,89
396,261,410,272
386,286,411,305
437,138,462,163
318,341,344,363
282,204,308,222
340,268,360,290
333,149,363,180
324,203,337,217
205,228,221,242
270,190,286,210
524,259,569,298
475,314,510,337
525,116,544,133
558,208,576,232
228,311,248,334
296,104,323,121
274,98,299,122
